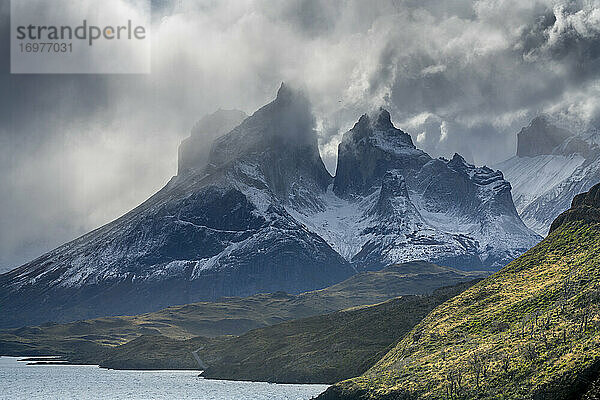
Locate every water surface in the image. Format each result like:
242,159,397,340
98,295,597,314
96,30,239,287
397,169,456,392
0,357,328,399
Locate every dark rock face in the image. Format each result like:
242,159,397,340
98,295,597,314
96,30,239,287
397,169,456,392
320,110,539,271
572,183,600,207
373,170,411,216
0,87,540,329
334,110,428,197
550,182,600,232
178,109,247,176
516,115,572,157
209,83,332,206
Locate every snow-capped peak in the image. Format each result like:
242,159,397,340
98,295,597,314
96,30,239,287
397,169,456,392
349,108,416,151
0,85,541,329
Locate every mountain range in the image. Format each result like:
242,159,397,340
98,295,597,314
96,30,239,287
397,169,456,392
0,84,539,329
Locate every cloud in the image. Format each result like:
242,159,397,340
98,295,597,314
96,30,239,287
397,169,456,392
1,0,600,270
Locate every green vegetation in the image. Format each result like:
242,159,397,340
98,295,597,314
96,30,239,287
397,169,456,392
46,280,476,384
196,281,477,384
88,335,213,370
0,261,483,362
319,221,600,399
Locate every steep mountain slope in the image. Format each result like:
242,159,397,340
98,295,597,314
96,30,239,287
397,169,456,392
291,110,540,271
496,115,600,235
0,84,538,329
515,115,573,157
0,85,353,329
0,261,485,354
319,183,600,400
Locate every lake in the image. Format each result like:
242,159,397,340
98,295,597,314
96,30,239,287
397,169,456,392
0,357,329,399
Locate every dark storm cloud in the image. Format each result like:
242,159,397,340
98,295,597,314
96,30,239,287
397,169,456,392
1,0,600,271
521,4,600,83
330,0,600,165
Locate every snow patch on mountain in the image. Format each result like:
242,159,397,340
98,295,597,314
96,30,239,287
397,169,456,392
287,185,378,261
495,116,600,236
497,154,586,214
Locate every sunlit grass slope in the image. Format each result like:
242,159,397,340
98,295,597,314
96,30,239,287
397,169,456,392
320,185,600,400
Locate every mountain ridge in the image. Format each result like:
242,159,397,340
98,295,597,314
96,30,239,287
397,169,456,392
178,108,248,176
0,85,538,329
294,108,539,271
516,115,573,157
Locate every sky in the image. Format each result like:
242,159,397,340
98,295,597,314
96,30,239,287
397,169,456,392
1,0,600,272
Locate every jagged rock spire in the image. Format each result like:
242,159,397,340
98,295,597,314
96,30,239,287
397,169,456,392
208,83,331,200
333,108,422,197
373,108,394,131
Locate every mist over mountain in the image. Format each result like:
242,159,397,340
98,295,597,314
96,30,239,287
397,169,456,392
496,116,600,235
0,85,539,329
516,116,573,157
178,109,248,176
2,1,600,273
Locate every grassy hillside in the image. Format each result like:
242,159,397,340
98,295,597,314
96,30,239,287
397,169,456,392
69,281,477,383
0,261,483,358
83,335,213,370
197,281,477,384
319,186,600,399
